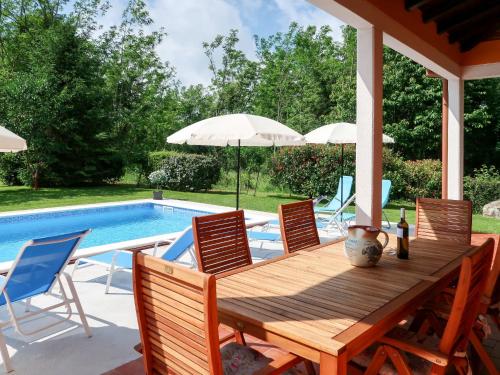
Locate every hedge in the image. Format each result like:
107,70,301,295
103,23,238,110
464,165,500,213
149,151,221,191
270,146,499,212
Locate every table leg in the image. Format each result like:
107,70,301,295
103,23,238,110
320,352,347,375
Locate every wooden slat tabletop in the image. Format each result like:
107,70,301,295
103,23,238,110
216,234,475,366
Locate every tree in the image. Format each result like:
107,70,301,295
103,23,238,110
0,1,123,186
99,0,178,172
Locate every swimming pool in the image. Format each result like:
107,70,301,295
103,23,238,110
0,203,209,263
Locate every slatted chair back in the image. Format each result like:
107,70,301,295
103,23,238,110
472,233,500,310
416,198,472,244
439,238,494,355
192,210,252,275
279,200,320,254
133,252,222,375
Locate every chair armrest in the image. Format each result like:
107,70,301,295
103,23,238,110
379,336,448,366
252,353,301,375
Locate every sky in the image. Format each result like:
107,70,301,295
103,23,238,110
91,0,344,86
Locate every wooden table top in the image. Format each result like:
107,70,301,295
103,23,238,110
216,235,475,360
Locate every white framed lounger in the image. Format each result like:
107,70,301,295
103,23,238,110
72,226,197,294
0,230,92,373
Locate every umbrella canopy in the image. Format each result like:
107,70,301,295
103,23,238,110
305,122,395,144
0,126,27,153
305,123,394,222
167,114,305,209
167,114,305,147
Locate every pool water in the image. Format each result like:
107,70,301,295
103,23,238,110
0,203,207,262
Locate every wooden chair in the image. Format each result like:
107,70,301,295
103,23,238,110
351,238,495,375
279,200,320,254
192,210,253,275
132,252,308,375
416,198,472,244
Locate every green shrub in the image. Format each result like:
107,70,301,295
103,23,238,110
464,165,500,213
271,146,446,200
270,145,355,197
404,159,442,200
148,151,179,173
0,153,25,185
151,152,221,191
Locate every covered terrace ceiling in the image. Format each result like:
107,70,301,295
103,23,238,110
405,0,500,52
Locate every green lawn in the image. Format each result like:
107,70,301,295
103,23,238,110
0,184,498,233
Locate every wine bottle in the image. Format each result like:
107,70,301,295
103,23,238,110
397,208,409,259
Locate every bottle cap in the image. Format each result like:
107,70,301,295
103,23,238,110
400,208,405,218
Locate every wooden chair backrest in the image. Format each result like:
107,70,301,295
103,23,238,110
472,233,500,307
439,239,494,355
193,210,252,274
279,200,320,254
416,198,472,244
132,252,222,375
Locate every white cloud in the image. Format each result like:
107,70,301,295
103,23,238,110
148,0,256,87
273,0,344,40
93,0,344,86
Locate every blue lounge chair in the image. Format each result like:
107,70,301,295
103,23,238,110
73,227,195,294
0,230,92,373
328,179,393,234
314,176,354,214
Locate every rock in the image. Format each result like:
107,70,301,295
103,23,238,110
483,200,500,218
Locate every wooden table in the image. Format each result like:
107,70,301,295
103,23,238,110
216,235,476,374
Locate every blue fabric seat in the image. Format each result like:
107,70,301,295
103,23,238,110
73,227,195,294
0,230,92,373
314,176,354,214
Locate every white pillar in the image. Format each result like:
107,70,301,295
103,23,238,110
355,27,384,226
447,78,464,200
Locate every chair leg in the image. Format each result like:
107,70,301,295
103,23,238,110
24,297,31,313
234,329,246,346
105,251,119,294
469,329,498,375
365,345,388,375
63,273,92,338
71,258,82,279
304,360,316,375
429,364,447,375
385,346,412,375
0,330,13,373
383,210,391,229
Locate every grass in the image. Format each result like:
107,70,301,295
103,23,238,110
0,184,498,233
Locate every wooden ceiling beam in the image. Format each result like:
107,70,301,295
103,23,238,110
460,27,500,52
437,4,500,34
448,19,500,44
405,0,436,11
421,0,479,23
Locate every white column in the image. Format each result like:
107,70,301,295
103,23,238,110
355,27,383,227
447,78,464,200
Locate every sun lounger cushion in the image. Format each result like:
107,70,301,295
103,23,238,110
221,343,300,375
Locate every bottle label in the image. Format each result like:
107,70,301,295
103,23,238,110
397,228,403,238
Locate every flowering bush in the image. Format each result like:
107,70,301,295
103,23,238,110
148,170,167,190
149,152,221,191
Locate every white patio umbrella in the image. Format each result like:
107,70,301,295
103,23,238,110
0,126,27,153
305,122,394,218
167,114,305,210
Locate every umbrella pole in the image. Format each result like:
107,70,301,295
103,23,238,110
340,144,344,222
236,140,241,210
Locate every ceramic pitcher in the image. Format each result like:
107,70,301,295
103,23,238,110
344,225,389,267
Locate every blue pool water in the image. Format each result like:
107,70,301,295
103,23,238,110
0,203,208,262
